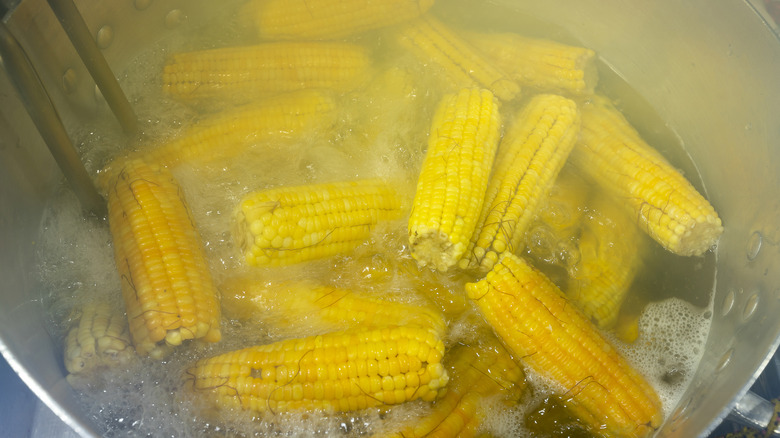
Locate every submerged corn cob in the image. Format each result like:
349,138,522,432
571,95,723,256
107,159,221,358
163,42,370,101
220,278,447,336
395,16,520,101
244,0,435,41
408,88,502,271
568,195,645,330
461,94,581,273
64,300,135,381
185,326,448,414
234,179,403,266
466,253,663,438
465,32,598,95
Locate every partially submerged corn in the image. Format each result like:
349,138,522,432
466,253,663,437
408,88,502,271
107,159,221,358
64,300,135,382
571,95,723,256
244,0,435,41
465,31,598,95
395,16,520,101
461,94,581,273
185,326,448,414
234,179,403,266
163,42,371,101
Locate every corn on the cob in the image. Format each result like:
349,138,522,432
234,179,403,266
464,31,598,95
466,253,663,438
408,88,502,272
571,95,723,256
461,94,581,273
243,0,436,41
163,42,371,101
567,195,645,330
184,326,448,414
220,278,447,336
64,300,135,380
395,17,520,102
107,159,221,358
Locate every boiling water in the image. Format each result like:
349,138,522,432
35,1,716,436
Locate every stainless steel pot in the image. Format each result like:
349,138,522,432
1,0,779,436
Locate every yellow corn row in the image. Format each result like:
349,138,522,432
464,31,598,95
408,88,502,272
220,278,447,336
107,159,221,358
395,16,520,101
567,195,646,330
163,42,371,101
184,325,449,414
571,95,723,256
234,179,403,266
461,94,581,273
466,253,663,438
243,0,436,41
382,334,525,438
64,300,135,380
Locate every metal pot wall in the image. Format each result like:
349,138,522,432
1,0,779,436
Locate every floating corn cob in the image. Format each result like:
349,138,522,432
234,179,403,266
243,0,435,41
408,88,502,271
466,253,663,438
395,16,520,101
571,95,723,256
64,300,135,382
461,94,581,273
568,195,645,330
220,278,447,336
107,159,221,358
464,31,598,95
184,326,449,414
163,42,371,101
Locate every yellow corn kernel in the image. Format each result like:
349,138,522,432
567,194,646,329
107,159,221,358
464,31,598,95
395,16,520,101
571,95,723,256
220,278,447,337
466,253,663,438
461,94,581,273
243,0,435,41
163,42,371,101
408,88,502,272
184,326,448,414
64,300,135,382
234,179,403,266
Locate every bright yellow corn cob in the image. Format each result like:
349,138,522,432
234,179,403,266
466,253,663,438
243,0,436,41
220,278,447,336
64,300,135,382
107,159,221,358
395,16,520,101
461,94,581,273
408,88,502,272
567,195,645,330
163,42,370,101
184,325,449,414
571,95,723,256
464,31,598,95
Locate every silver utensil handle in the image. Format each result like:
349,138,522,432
728,390,780,435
